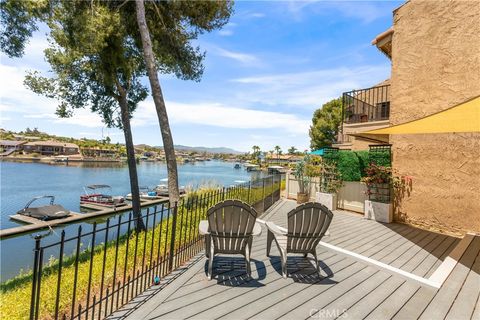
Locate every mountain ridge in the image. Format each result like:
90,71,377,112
156,145,243,154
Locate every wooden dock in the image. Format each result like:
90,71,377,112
1,197,170,239
79,201,129,210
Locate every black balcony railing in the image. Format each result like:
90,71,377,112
24,175,282,320
342,84,390,124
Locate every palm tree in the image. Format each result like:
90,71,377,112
251,145,260,161
274,145,282,160
288,146,298,155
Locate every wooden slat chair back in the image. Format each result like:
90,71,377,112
266,202,333,278
207,200,258,254
199,200,261,279
286,202,332,253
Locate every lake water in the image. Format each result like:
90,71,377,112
0,160,264,281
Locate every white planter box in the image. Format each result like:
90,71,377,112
364,200,393,223
316,192,337,211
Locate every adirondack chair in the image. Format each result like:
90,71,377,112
199,200,262,280
266,202,333,278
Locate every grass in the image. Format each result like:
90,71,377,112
0,181,283,319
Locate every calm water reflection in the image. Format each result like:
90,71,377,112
0,160,263,280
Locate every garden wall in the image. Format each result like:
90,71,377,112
390,0,480,235
285,173,367,213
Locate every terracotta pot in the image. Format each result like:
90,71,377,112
297,192,309,204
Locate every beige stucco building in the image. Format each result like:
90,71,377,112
336,0,480,235
388,1,480,235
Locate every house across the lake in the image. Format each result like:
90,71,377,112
81,147,117,158
23,140,80,156
0,140,26,152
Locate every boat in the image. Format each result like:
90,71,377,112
244,163,261,171
234,163,241,169
53,156,68,163
126,186,161,200
80,185,126,208
154,184,186,197
17,196,70,220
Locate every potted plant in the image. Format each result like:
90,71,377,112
362,163,407,223
293,156,313,204
315,161,342,211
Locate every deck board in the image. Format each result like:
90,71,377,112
112,199,478,320
445,240,480,320
419,237,480,320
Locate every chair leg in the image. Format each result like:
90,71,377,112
280,250,287,279
245,245,251,277
207,239,214,280
266,230,274,257
205,235,211,259
312,249,321,277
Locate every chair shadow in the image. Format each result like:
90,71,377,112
269,255,337,284
204,256,266,287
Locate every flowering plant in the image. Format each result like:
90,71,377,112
362,163,412,203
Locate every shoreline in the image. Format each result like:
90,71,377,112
0,156,123,163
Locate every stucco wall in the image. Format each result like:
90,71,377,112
343,120,390,150
390,0,480,235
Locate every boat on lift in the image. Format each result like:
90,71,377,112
80,185,126,208
154,184,186,197
126,186,161,200
17,196,70,220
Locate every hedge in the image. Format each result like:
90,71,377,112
323,150,391,181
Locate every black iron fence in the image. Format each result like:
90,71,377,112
342,84,390,124
27,175,282,320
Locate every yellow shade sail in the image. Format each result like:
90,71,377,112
361,96,480,135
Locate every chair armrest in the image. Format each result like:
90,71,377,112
199,220,210,235
252,222,262,236
265,221,287,236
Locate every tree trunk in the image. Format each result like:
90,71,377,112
118,92,145,231
135,0,180,205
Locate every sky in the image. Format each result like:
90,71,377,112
0,1,401,152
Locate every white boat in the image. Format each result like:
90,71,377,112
80,185,126,208
155,184,186,196
126,186,161,200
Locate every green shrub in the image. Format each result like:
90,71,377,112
323,150,390,182
336,151,362,181
368,150,391,167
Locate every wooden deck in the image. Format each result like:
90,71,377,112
111,199,480,320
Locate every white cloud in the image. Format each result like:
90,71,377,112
212,47,261,66
133,100,310,135
218,29,234,36
283,1,390,24
248,13,265,18
231,65,390,107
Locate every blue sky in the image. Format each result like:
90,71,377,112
0,1,401,152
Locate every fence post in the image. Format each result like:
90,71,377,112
222,187,226,201
247,181,251,204
262,178,266,212
29,235,41,320
168,202,178,272
271,175,274,204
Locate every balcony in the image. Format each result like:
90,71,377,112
112,199,479,320
342,84,390,124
